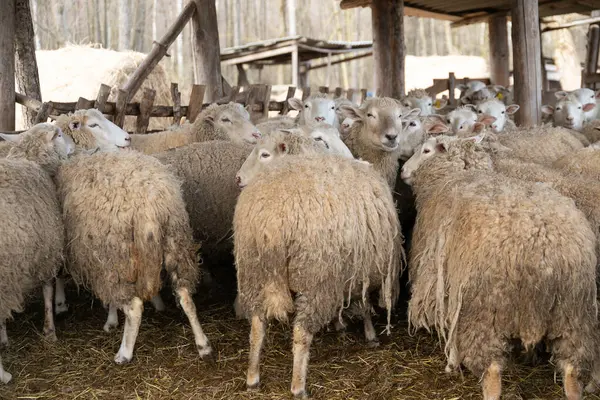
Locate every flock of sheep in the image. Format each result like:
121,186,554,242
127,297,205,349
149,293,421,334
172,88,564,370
2,80,600,399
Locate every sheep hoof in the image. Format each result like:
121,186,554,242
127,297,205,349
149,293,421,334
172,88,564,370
198,345,214,361
246,382,260,392
44,330,57,343
103,322,118,333
114,353,132,365
0,371,12,384
365,340,380,349
55,303,69,315
585,382,598,394
292,389,310,399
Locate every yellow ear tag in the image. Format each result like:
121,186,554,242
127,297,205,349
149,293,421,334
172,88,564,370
496,92,504,100
434,99,441,108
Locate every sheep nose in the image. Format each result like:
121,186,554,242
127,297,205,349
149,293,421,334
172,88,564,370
385,133,397,141
566,116,574,121
124,137,131,142
252,132,262,139
235,175,241,185
315,117,325,122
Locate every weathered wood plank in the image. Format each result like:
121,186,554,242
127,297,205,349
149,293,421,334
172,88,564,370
171,83,182,125
114,89,129,128
0,0,16,131
136,88,156,134
34,102,52,124
488,15,510,87
371,0,404,98
95,84,112,112
191,0,223,102
187,84,206,123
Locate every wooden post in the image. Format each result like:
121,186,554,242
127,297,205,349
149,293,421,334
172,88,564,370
448,72,456,106
302,87,311,101
0,0,16,131
261,85,271,120
95,84,112,113
114,89,129,129
280,86,296,115
584,23,600,87
318,86,329,94
511,0,542,127
371,0,404,98
191,0,223,102
34,102,52,124
488,15,510,87
334,87,343,98
136,88,156,134
291,45,299,87
171,83,182,125
187,84,206,123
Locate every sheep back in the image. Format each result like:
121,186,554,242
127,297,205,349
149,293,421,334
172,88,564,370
0,159,63,321
234,155,403,332
553,147,600,180
56,151,198,306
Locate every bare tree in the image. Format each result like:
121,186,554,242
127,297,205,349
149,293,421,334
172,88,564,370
118,0,131,50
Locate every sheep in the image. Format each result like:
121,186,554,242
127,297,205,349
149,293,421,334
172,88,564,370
129,102,261,154
289,123,354,159
289,93,337,127
553,147,600,180
56,150,212,363
340,97,421,187
333,97,356,129
542,93,595,132
457,80,486,105
401,88,448,116
401,134,599,400
256,115,297,135
581,119,600,144
430,105,478,136
474,99,519,133
0,123,74,384
234,152,403,398
557,88,600,122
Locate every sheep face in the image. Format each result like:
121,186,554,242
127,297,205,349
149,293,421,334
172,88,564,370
561,88,600,121
341,100,421,152
206,103,262,145
339,117,355,139
305,124,354,159
542,96,595,132
399,117,427,160
402,95,447,117
4,123,75,160
458,81,486,105
289,96,336,126
63,109,131,151
475,100,519,133
445,107,478,135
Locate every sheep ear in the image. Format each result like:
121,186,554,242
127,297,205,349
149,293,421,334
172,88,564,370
469,133,485,143
288,98,303,111
435,142,448,153
427,114,446,124
471,123,486,134
404,108,421,120
506,104,520,115
339,105,364,120
583,103,596,112
456,84,468,92
433,98,448,110
595,90,600,99
69,120,82,131
45,128,57,143
477,115,496,126
204,114,215,125
279,129,294,134
426,123,449,135
541,105,555,115
464,104,477,111
555,91,568,99
0,133,22,143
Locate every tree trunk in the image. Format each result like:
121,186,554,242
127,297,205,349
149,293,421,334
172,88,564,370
0,0,15,131
118,0,131,50
132,0,146,52
371,0,404,98
191,0,223,102
15,0,42,128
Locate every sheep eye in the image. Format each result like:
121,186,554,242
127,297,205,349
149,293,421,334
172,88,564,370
578,106,582,110
409,121,416,127
556,107,562,111
330,106,335,110
221,118,231,123
428,103,432,106
423,148,430,154
304,104,309,109
367,113,374,118
501,111,505,114
446,119,451,123
89,123,99,128
260,152,270,158
404,103,410,107
477,110,482,114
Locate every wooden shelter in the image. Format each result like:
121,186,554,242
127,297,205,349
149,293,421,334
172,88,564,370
339,0,600,127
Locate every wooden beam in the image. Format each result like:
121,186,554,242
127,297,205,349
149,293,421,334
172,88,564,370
488,15,510,87
542,16,600,32
340,0,461,22
0,0,15,131
191,0,223,102
585,23,600,79
95,84,112,113
136,88,156,134
307,51,372,71
221,45,295,66
452,11,509,28
187,84,206,123
371,0,404,98
121,1,195,103
511,0,542,127
291,45,299,87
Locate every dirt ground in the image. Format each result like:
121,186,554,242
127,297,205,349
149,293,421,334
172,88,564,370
0,282,597,400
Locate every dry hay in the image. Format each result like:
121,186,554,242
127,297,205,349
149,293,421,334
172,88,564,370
16,44,172,132
0,281,593,400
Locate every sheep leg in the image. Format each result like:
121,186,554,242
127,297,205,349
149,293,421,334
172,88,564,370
0,355,11,384
114,297,143,364
362,311,378,347
176,287,212,359
54,276,68,314
482,361,502,400
291,323,313,399
104,304,119,333
563,363,582,400
233,295,244,319
150,294,166,312
246,314,266,390
445,346,459,373
43,282,57,342
0,321,7,347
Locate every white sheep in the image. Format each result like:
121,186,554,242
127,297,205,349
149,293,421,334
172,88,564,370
129,102,261,154
340,97,421,186
234,151,402,397
402,89,448,116
457,80,486,105
0,123,74,384
557,88,600,122
474,99,519,133
431,105,478,135
289,93,337,126
401,134,598,400
542,93,595,132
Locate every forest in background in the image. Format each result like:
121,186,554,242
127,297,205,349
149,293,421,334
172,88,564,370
28,0,591,96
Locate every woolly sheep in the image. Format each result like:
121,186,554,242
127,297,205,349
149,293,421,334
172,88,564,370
234,153,403,397
542,93,595,132
457,80,486,105
256,115,297,135
340,97,420,187
290,123,354,159
553,147,600,180
401,89,448,116
468,85,513,105
56,150,212,363
434,105,478,135
129,102,261,154
333,97,356,129
557,88,600,122
474,99,519,133
289,93,337,127
401,134,599,400
581,119,600,144
55,109,131,152
0,123,74,384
